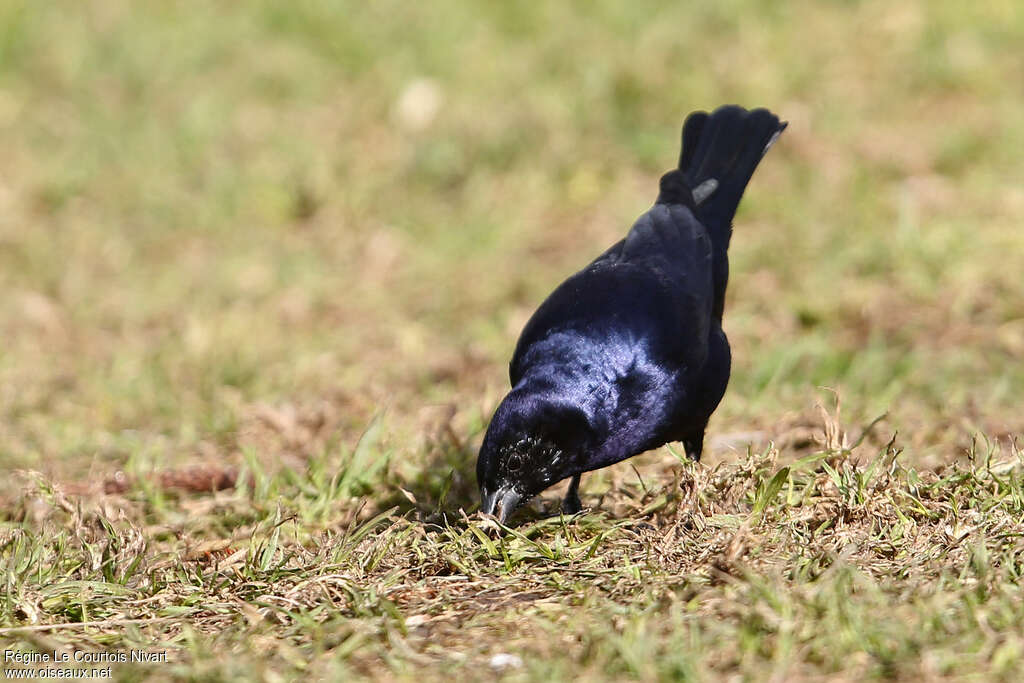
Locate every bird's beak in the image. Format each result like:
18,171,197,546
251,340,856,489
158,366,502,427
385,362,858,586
480,486,524,524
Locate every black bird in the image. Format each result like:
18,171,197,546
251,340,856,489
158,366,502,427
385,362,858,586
478,105,786,523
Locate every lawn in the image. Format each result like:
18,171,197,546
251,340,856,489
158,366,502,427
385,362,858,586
2,0,1023,680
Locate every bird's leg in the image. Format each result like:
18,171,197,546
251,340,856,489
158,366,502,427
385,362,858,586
562,474,582,514
682,432,705,462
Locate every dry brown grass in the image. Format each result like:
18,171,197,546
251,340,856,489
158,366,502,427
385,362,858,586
3,0,1024,679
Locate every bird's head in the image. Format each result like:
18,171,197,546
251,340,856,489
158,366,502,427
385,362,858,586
476,393,591,523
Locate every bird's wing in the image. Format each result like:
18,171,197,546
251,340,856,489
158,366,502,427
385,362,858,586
509,204,715,385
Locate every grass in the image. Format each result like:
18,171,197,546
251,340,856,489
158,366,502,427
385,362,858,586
2,0,1023,680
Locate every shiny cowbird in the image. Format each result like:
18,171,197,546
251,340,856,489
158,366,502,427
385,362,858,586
478,105,786,523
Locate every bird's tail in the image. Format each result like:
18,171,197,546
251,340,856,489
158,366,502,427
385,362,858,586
657,105,786,251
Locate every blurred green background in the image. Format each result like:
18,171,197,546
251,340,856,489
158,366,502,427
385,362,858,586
1,0,1022,479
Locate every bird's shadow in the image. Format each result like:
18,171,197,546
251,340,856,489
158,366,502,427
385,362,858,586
378,425,481,527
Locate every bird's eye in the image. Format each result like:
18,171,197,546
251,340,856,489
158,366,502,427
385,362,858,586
507,454,524,472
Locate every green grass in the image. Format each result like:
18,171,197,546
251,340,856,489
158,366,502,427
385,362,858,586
2,0,1023,680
